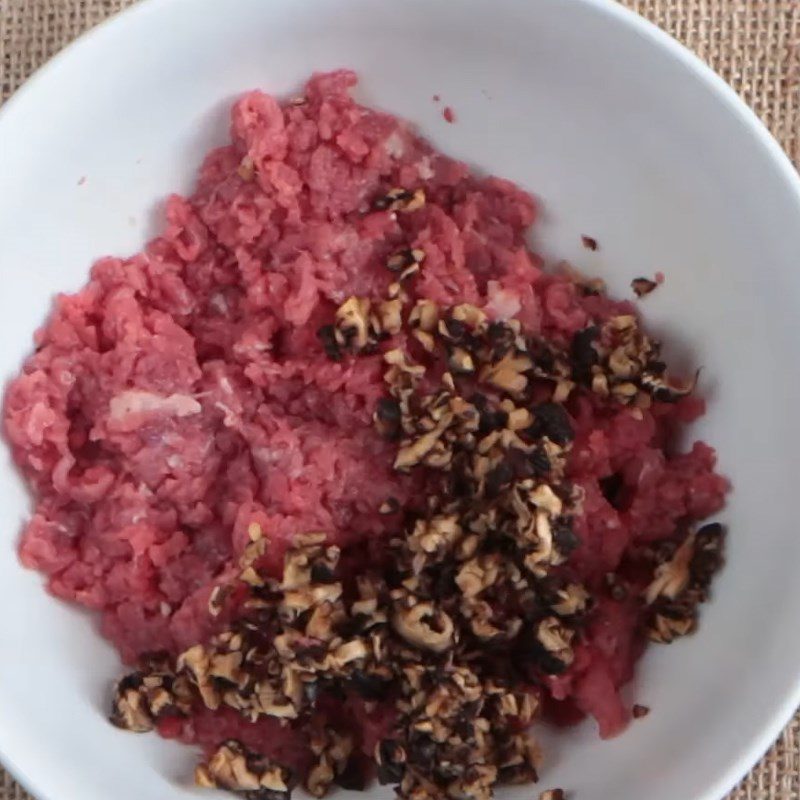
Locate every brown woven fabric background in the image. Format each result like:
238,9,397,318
0,0,798,798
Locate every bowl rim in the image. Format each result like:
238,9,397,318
1,1,799,799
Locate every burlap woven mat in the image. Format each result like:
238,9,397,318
1,1,799,798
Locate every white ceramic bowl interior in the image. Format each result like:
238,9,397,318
1,1,799,799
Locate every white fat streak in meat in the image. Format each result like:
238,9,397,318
214,401,238,428
209,292,229,314
109,390,202,421
416,156,435,180
252,445,304,478
252,446,281,466
484,282,521,321
333,229,359,250
384,132,406,159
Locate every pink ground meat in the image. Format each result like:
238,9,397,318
4,70,727,758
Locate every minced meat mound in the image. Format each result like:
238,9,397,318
4,70,727,777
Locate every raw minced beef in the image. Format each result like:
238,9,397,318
4,70,727,764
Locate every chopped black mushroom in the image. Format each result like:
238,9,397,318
485,462,515,497
195,741,293,798
335,753,373,791
448,347,476,375
690,523,726,588
581,235,598,251
387,248,425,273
478,407,509,434
647,603,696,644
529,403,574,446
640,367,699,403
528,446,552,477
505,447,541,480
375,740,407,784
644,535,694,604
480,352,532,396
209,584,233,617
392,603,455,653
486,320,516,351
336,297,373,351
317,325,342,361
110,674,153,733
373,187,426,213
631,277,658,297
569,326,599,382
551,583,590,617
350,669,391,700
439,316,468,344
374,398,402,440
405,734,437,772
248,790,294,800
539,790,566,800
310,562,338,583
515,629,570,675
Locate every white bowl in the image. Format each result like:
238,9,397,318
1,1,799,799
